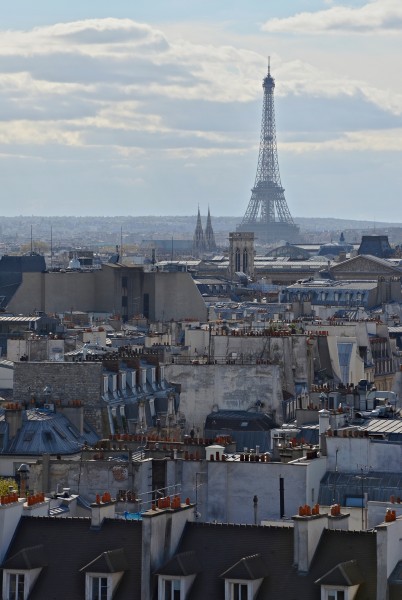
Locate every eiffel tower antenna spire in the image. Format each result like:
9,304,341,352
237,61,299,244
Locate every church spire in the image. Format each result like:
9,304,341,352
193,206,206,257
205,206,217,252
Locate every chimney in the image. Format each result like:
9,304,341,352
376,517,402,600
90,495,116,528
318,409,330,455
0,497,24,563
293,508,327,573
5,405,23,440
141,502,194,600
58,403,84,435
327,504,350,530
206,444,224,461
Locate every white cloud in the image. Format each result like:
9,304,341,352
262,0,402,34
0,15,399,167
281,128,402,153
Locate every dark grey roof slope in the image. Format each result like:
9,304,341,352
174,522,377,599
80,548,129,573
220,553,269,580
0,254,46,273
156,551,201,576
205,411,274,431
315,560,364,586
1,517,142,600
3,545,47,570
389,560,402,600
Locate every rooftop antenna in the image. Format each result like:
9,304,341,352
171,236,174,262
120,226,123,263
267,55,270,75
30,224,33,255
50,226,53,269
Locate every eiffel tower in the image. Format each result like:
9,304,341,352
237,60,299,244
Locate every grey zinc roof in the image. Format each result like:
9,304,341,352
80,548,129,573
220,553,269,580
1,517,142,600
389,560,402,599
156,551,201,576
359,418,402,436
3,545,47,570
319,471,402,505
0,316,41,323
173,522,377,599
0,407,98,455
315,560,364,587
0,360,14,369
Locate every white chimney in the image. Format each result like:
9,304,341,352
293,512,327,573
0,499,24,563
91,499,116,528
319,409,330,435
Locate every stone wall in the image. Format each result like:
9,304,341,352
13,362,103,434
28,455,150,501
165,362,282,432
166,334,313,432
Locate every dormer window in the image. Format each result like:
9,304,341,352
80,548,128,600
156,551,200,600
326,591,345,600
2,544,46,600
6,571,25,600
315,560,363,600
90,575,108,600
159,576,181,599
220,554,268,600
228,580,249,600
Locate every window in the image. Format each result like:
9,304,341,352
230,582,248,600
163,578,181,600
327,591,345,600
235,248,241,272
91,576,108,600
242,249,248,273
8,573,25,600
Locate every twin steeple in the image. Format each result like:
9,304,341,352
193,206,217,256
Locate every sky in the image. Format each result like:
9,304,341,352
0,0,401,220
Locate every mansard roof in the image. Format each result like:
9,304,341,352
2,517,142,600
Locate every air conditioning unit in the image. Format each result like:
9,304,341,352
43,403,55,412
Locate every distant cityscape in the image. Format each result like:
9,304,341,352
0,61,401,600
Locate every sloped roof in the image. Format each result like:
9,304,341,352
389,560,402,599
80,548,129,573
2,517,142,600
205,411,274,432
220,553,269,580
3,545,47,570
173,522,377,599
156,551,201,576
0,408,99,455
315,560,364,586
330,254,402,273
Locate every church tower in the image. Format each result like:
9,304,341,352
193,207,206,256
228,232,255,280
205,207,217,252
